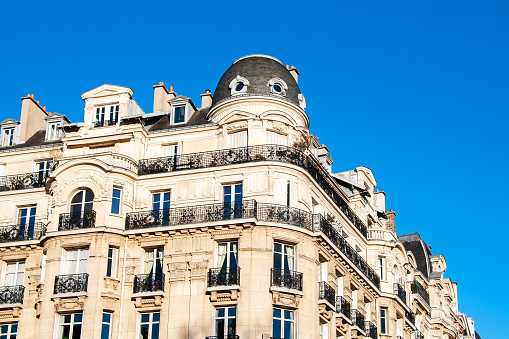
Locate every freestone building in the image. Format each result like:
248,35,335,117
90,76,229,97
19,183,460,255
0,55,478,339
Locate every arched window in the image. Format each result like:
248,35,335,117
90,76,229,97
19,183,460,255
229,75,250,96
70,189,94,215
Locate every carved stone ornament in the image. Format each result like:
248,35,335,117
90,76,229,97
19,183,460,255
168,262,187,281
267,120,287,133
318,303,333,322
51,171,107,205
190,260,208,278
53,296,87,312
226,122,248,131
134,295,163,309
209,290,239,305
271,291,301,309
0,307,22,320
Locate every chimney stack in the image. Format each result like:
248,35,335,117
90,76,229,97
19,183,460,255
385,209,396,232
200,89,213,108
289,66,299,84
19,94,48,142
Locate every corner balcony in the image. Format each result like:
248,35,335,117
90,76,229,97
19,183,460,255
53,273,88,294
336,296,351,320
133,273,164,294
411,280,430,306
58,211,96,231
365,321,377,339
318,281,335,311
208,267,240,288
405,310,416,325
138,144,368,238
0,222,46,243
0,172,49,192
0,286,24,305
394,282,407,304
350,309,366,336
271,268,303,291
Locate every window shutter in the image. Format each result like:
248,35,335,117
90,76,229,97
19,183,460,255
289,180,297,207
229,131,247,148
273,179,287,205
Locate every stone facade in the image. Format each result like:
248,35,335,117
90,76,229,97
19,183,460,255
0,55,477,339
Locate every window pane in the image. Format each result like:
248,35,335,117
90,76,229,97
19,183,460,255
72,324,82,339
141,313,150,323
151,323,159,339
152,312,160,322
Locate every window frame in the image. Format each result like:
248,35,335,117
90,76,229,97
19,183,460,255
62,248,89,275
46,121,62,141
142,248,164,276
173,105,186,124
0,323,18,339
138,311,160,339
111,188,122,215
2,261,25,286
95,104,119,127
57,312,83,339
1,128,15,147
273,241,296,271
214,306,237,338
378,256,386,281
272,307,296,339
216,241,238,269
70,189,95,215
101,312,113,339
380,307,388,334
106,247,118,278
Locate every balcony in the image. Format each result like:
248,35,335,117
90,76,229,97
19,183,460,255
0,286,24,304
206,336,239,339
351,309,365,329
138,144,368,238
415,329,424,339
405,310,416,325
58,211,96,231
271,268,303,291
133,273,164,294
365,321,377,339
411,280,430,305
53,273,88,294
94,119,117,127
0,172,49,192
318,281,335,307
394,282,407,304
208,267,240,287
0,222,46,243
336,296,351,319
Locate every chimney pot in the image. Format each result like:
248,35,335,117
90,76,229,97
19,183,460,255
42,106,46,111
159,82,164,85
205,89,211,93
286,64,289,69
36,100,40,104
169,86,174,92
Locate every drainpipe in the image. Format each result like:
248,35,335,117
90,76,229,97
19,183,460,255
117,237,128,339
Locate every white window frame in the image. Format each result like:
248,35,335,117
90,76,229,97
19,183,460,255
273,242,295,271
274,179,296,207
56,313,83,339
319,322,328,339
152,192,171,212
214,306,237,337
268,78,288,97
380,307,388,334
379,256,386,281
138,312,160,339
142,248,164,275
34,160,53,177
229,130,248,148
95,104,119,127
267,130,287,146
70,189,94,214
272,307,295,339
162,143,179,158
61,248,89,275
101,312,113,339
106,247,118,278
229,75,250,96
111,188,122,215
216,241,238,269
2,261,25,286
1,128,15,147
46,121,62,141
172,105,186,124
0,323,18,338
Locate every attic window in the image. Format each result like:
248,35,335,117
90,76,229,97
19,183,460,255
268,78,288,97
229,75,249,96
46,121,62,141
173,106,186,124
1,128,15,146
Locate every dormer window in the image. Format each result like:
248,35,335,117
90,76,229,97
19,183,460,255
229,75,250,96
0,119,20,147
268,78,288,97
95,105,119,127
46,121,62,141
2,128,15,146
173,106,186,124
168,96,196,126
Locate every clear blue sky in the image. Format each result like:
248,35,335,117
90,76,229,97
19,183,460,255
1,1,507,337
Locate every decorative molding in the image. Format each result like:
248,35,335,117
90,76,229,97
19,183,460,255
209,290,239,306
53,295,87,312
271,291,301,309
226,122,248,132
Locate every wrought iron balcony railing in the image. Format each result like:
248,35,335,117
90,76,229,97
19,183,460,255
406,310,416,325
365,321,378,339
351,309,365,329
54,273,89,294
0,285,24,304
126,200,257,230
411,280,430,305
94,119,117,127
0,172,49,192
126,201,381,289
58,211,96,231
138,144,367,238
318,281,335,306
0,222,46,243
205,336,239,339
208,267,240,287
415,329,424,339
335,296,351,319
271,268,303,291
394,282,407,304
133,273,164,293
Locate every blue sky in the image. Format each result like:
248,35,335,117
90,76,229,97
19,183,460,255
1,1,507,337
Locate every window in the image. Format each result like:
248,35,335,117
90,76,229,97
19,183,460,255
162,144,178,158
35,160,53,179
268,78,288,97
217,241,238,271
319,261,327,282
139,312,160,339
0,323,18,339
274,242,295,271
57,313,83,339
173,106,185,124
229,75,249,95
215,307,236,338
152,192,170,225
17,206,36,239
380,307,388,334
101,312,113,339
46,121,62,141
274,179,296,207
1,128,15,146
111,188,121,214
106,247,118,278
229,130,247,148
63,249,89,275
70,189,94,215
267,130,287,146
143,248,163,276
319,322,328,339
3,262,24,286
223,184,242,219
378,256,386,281
272,308,295,339
95,105,119,127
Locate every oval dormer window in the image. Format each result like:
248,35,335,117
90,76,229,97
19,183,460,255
268,78,288,97
229,75,250,96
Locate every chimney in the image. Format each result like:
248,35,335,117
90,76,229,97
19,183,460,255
200,89,213,108
19,94,48,142
385,209,396,232
152,82,173,112
289,66,299,84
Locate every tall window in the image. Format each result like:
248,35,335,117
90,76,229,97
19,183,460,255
109,105,119,125
272,308,295,339
217,241,238,271
46,121,62,141
229,130,247,148
267,130,287,146
143,249,163,277
106,247,118,278
35,160,52,178
57,313,83,339
1,128,15,146
139,312,160,339
273,242,295,271
378,256,386,281
63,249,89,275
380,307,388,334
223,184,242,219
0,323,18,339
173,106,186,124
70,189,94,215
95,105,119,126
3,262,24,286
215,307,236,338
274,179,295,207
111,188,121,214
17,206,36,239
101,312,113,339
152,192,170,225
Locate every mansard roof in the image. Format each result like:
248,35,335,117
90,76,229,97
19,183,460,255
399,232,432,278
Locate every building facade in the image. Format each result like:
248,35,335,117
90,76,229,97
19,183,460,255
0,55,478,339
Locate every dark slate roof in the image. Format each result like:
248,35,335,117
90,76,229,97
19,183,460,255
147,108,212,133
211,55,301,108
399,233,432,278
0,130,62,152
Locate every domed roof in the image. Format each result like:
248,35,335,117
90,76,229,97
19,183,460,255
211,55,301,108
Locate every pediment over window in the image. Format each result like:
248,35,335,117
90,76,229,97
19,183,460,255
81,85,133,100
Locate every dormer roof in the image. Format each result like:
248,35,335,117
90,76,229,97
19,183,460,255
81,84,133,100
